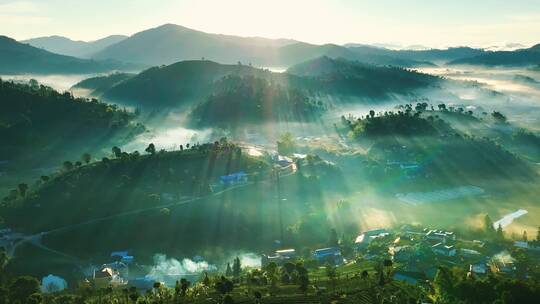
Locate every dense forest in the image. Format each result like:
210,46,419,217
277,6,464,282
188,75,325,128
340,104,536,183
0,79,145,163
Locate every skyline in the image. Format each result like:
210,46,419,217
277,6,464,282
1,0,540,48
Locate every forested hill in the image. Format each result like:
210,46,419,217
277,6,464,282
0,36,137,74
286,56,440,96
188,75,325,128
0,79,145,163
101,60,270,107
84,58,440,110
72,72,135,96
449,43,540,66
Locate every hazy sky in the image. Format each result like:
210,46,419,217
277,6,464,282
1,0,539,48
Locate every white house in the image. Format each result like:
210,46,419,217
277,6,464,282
355,229,389,250
432,243,456,257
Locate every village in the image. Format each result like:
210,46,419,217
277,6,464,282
4,219,539,295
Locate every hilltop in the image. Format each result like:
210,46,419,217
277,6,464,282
0,36,137,74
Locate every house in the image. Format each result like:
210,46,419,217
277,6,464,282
261,249,296,266
469,261,489,275
389,245,413,262
425,230,455,243
277,155,293,167
355,229,389,250
491,252,516,274
313,247,344,265
93,267,126,288
461,249,481,257
93,267,115,288
514,241,540,252
432,243,456,257
219,171,248,185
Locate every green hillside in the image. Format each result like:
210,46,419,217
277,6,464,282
0,79,144,162
71,72,135,96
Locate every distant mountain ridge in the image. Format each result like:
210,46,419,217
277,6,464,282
91,24,433,67
449,44,540,66
22,35,127,58
0,35,138,74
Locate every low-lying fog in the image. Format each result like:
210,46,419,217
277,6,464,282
6,64,540,151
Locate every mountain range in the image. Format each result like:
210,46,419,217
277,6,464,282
88,24,433,67
449,44,540,66
0,36,138,74
22,35,127,58
8,23,540,75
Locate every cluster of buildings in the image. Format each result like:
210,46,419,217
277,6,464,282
261,246,345,267
351,226,540,285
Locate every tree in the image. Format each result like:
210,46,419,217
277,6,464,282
180,278,190,296
483,214,495,234
433,267,455,301
112,146,122,158
522,230,528,242
202,272,210,286
496,224,504,241
326,263,337,290
9,276,40,304
62,161,74,171
225,263,233,277
232,257,241,278
27,293,42,304
361,270,369,280
145,143,156,155
17,183,28,197
82,153,92,164
537,226,540,242
491,111,507,123
277,132,296,155
369,110,375,118
0,287,7,304
282,262,296,275
0,248,8,271
296,264,309,293
329,228,339,247
438,104,447,111
223,294,235,304
215,276,233,295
